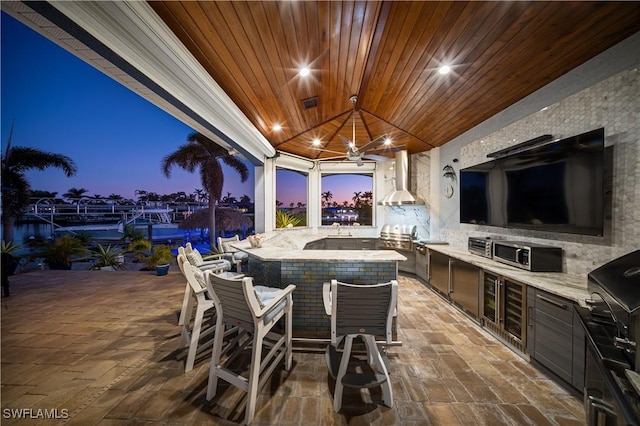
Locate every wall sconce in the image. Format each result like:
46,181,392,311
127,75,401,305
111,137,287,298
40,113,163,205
442,164,457,182
442,164,457,199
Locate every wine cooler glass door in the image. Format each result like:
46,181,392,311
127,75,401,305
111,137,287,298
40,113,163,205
503,278,525,340
483,272,498,323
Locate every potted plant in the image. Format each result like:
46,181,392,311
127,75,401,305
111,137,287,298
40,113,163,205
1,240,22,276
122,225,146,243
1,240,23,297
144,244,173,276
89,244,126,271
127,238,152,264
41,236,88,270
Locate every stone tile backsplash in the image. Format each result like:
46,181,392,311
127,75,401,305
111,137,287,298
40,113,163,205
427,66,640,276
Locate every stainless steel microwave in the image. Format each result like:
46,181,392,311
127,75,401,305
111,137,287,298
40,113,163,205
492,241,563,272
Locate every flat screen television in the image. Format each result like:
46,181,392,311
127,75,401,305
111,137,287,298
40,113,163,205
460,127,605,236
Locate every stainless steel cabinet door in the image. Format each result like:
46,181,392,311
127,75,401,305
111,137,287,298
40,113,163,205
450,259,480,319
428,250,449,295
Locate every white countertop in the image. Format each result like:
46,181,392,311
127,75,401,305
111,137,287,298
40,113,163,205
425,244,590,305
230,229,589,304
232,231,406,262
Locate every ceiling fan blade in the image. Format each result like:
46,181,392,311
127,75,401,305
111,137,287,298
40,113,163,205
362,154,391,162
338,135,352,149
318,154,347,161
365,145,406,155
358,135,388,153
309,147,347,156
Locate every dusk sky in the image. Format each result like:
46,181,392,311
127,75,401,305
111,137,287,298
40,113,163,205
1,13,254,202
1,13,368,207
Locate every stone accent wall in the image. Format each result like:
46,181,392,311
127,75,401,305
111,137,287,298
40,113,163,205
435,66,640,276
384,205,430,240
382,152,432,240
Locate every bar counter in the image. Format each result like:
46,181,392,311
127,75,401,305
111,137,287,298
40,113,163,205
231,233,406,338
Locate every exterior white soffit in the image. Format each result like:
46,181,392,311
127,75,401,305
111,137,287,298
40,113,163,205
49,0,275,163
275,152,315,173
319,161,376,173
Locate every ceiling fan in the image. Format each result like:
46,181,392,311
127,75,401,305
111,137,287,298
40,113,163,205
318,95,406,166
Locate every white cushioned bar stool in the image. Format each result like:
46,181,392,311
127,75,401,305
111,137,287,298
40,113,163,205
177,243,238,327
176,252,243,371
205,272,295,425
217,235,248,273
176,254,216,372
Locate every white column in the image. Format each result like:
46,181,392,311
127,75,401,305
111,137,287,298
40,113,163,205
254,159,276,233
429,147,441,239
307,165,321,229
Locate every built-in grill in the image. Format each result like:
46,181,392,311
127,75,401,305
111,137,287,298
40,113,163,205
378,224,417,252
575,250,640,425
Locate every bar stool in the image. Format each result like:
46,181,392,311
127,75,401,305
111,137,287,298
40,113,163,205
322,279,398,412
205,272,296,424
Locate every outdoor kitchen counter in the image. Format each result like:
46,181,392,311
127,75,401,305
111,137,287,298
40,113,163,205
232,243,406,262
230,232,405,339
424,243,590,305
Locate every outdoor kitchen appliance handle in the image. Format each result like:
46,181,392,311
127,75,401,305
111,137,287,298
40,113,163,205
537,294,567,310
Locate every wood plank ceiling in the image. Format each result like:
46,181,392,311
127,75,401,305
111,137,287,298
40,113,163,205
149,1,640,162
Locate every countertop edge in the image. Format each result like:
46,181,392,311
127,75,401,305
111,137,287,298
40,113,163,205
232,242,406,262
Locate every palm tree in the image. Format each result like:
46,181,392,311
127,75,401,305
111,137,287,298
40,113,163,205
63,187,88,204
1,140,77,241
107,193,123,204
221,192,237,204
161,132,248,247
134,189,148,203
87,194,105,205
146,192,160,203
362,191,373,206
193,188,206,205
352,191,363,209
321,191,333,208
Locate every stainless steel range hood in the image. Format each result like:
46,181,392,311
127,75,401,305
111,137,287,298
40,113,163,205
378,150,423,205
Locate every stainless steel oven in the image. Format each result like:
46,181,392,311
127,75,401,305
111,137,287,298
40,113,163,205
576,250,640,425
468,236,494,258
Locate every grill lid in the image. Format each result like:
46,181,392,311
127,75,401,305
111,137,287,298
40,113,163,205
380,224,417,239
589,250,640,315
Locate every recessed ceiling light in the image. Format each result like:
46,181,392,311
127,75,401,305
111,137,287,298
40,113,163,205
438,65,451,75
384,137,392,146
272,124,282,131
299,67,310,77
312,139,321,146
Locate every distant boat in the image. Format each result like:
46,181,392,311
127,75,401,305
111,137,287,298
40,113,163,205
54,208,187,242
